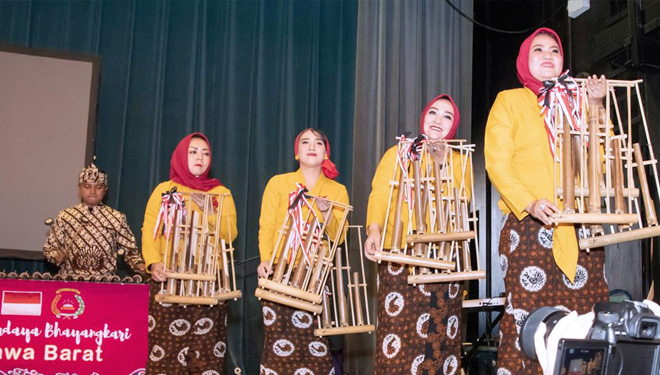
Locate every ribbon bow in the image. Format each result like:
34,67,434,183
537,70,583,160
153,187,186,239
284,183,321,265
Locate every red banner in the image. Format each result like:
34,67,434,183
0,279,148,375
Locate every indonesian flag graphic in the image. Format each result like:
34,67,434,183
1,291,42,316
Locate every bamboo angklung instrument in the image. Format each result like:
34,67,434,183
372,136,484,285
156,192,241,305
256,192,352,315
548,78,660,250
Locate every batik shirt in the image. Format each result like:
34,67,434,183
43,203,144,276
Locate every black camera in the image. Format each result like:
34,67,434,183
520,301,660,375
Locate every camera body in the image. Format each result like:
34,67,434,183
521,301,660,375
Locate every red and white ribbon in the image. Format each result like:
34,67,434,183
537,70,584,160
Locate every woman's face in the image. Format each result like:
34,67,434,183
528,33,563,81
297,130,326,168
423,99,454,140
187,137,211,177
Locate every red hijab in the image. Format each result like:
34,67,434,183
516,27,564,94
170,132,222,191
419,93,461,140
294,129,339,180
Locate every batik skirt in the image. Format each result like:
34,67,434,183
260,301,333,375
496,214,609,375
374,261,464,375
147,281,228,375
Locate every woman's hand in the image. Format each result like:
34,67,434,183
190,193,206,210
150,262,168,282
364,224,382,262
257,261,273,278
316,197,330,214
586,74,607,106
525,199,560,226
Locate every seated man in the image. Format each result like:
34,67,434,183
43,164,145,276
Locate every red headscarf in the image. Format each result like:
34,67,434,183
170,132,222,191
294,129,339,180
516,27,564,94
419,93,461,140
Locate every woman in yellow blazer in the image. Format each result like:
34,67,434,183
365,93,469,375
257,128,349,375
484,28,609,375
142,132,237,375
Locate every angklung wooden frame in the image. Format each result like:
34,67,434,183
373,137,485,285
551,79,660,249
155,192,241,305
255,193,352,315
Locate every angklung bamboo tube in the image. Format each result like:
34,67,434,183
335,249,348,326
272,224,294,282
166,210,181,295
352,272,364,325
433,160,448,260
306,244,328,293
588,106,602,214
390,168,406,252
612,139,626,214
433,161,445,232
563,120,575,213
633,143,658,226
291,224,316,288
412,160,427,256
321,290,332,328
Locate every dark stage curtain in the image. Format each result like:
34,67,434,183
0,1,357,374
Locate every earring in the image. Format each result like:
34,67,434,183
295,155,299,161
